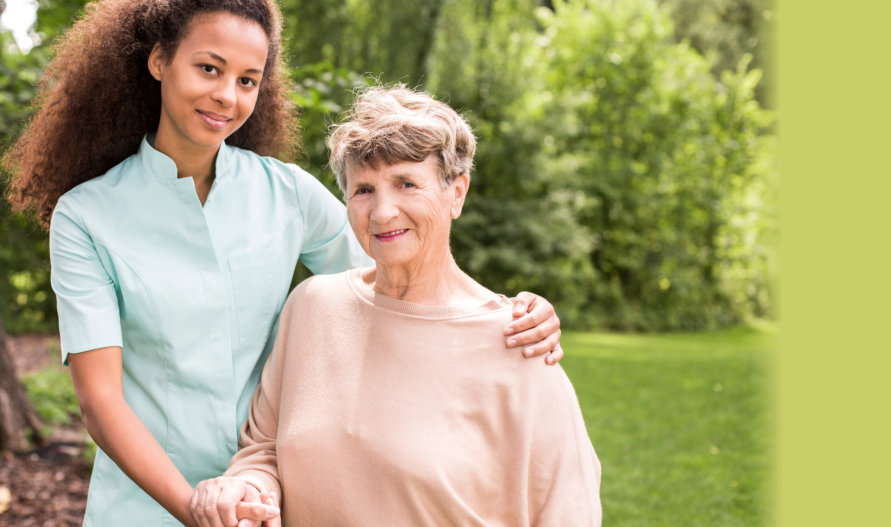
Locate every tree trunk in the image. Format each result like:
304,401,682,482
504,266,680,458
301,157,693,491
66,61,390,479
0,313,44,452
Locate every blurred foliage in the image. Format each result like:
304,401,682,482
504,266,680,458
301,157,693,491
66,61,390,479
425,0,598,326
20,340,92,463
1,29,56,334
280,0,775,330
1,0,775,332
658,0,775,107
34,0,89,42
1,0,90,334
23,356,79,427
281,0,443,84
289,61,372,191
534,0,774,329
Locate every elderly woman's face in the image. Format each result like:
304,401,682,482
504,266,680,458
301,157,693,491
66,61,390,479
345,155,468,269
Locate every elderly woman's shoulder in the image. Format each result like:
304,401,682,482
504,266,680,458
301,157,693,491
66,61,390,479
282,270,357,312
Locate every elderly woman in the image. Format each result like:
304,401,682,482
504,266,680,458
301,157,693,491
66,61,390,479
191,86,601,526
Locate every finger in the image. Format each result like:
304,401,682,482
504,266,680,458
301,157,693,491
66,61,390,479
236,491,265,527
521,328,562,359
244,485,261,503
204,485,225,527
545,342,565,365
511,291,537,317
263,493,282,527
192,483,212,527
261,491,280,508
235,502,280,523
218,483,251,527
505,295,556,339
507,313,559,349
503,305,544,339
266,513,283,527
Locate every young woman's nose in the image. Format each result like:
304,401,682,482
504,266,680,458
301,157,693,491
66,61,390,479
211,79,237,107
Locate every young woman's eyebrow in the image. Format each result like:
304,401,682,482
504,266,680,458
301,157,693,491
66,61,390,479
197,50,263,74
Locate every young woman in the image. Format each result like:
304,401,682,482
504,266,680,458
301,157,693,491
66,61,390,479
2,1,564,525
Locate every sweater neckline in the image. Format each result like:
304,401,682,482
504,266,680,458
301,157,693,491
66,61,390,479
345,268,512,320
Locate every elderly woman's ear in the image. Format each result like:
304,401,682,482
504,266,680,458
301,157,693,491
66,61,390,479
449,173,470,220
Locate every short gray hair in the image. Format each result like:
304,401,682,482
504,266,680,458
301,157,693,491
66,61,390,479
327,84,476,193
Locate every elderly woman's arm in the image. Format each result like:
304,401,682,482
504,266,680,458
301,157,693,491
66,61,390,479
528,371,602,525
190,381,284,527
190,396,283,527
190,302,295,527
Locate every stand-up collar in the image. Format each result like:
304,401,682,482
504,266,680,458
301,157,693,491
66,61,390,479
136,133,234,182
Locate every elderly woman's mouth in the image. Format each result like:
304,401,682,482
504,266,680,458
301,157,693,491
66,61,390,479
374,229,408,241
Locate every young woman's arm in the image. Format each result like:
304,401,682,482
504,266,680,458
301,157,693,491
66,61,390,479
68,347,197,526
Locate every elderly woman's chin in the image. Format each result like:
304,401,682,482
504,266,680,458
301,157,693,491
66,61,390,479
367,232,454,269
365,229,419,263
345,156,466,277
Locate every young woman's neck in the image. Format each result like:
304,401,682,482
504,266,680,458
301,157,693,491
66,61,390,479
153,135,219,205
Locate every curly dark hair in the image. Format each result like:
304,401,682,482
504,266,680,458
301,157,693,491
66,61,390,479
2,0,298,227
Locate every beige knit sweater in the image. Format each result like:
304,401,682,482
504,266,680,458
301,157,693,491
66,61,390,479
226,268,601,526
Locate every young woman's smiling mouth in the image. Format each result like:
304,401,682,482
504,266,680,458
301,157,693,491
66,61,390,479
197,110,232,129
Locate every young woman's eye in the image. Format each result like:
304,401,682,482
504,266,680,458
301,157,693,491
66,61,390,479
240,77,258,87
200,64,217,74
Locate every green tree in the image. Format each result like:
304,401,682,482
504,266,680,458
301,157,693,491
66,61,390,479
3,0,776,333
281,0,444,83
1,0,89,333
658,0,774,106
425,0,596,326
281,0,775,330
34,0,89,42
0,30,56,333
538,0,773,329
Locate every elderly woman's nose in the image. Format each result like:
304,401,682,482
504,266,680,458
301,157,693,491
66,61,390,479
370,192,399,223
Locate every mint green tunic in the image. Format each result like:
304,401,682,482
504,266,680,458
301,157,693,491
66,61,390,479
49,136,371,525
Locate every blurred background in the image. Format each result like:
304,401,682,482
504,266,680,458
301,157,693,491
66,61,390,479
0,0,775,525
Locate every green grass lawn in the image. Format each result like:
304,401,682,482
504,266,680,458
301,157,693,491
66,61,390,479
561,325,775,526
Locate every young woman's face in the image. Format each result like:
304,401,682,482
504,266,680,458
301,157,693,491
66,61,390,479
149,13,268,153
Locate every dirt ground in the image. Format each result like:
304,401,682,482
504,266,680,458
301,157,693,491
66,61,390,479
1,334,90,527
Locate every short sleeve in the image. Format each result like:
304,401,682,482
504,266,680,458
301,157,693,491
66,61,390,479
292,167,373,274
50,197,122,365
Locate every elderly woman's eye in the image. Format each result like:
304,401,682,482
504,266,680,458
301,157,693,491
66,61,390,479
355,187,372,195
401,181,415,189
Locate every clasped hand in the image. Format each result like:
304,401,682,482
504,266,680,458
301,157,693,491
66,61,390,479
190,477,280,527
